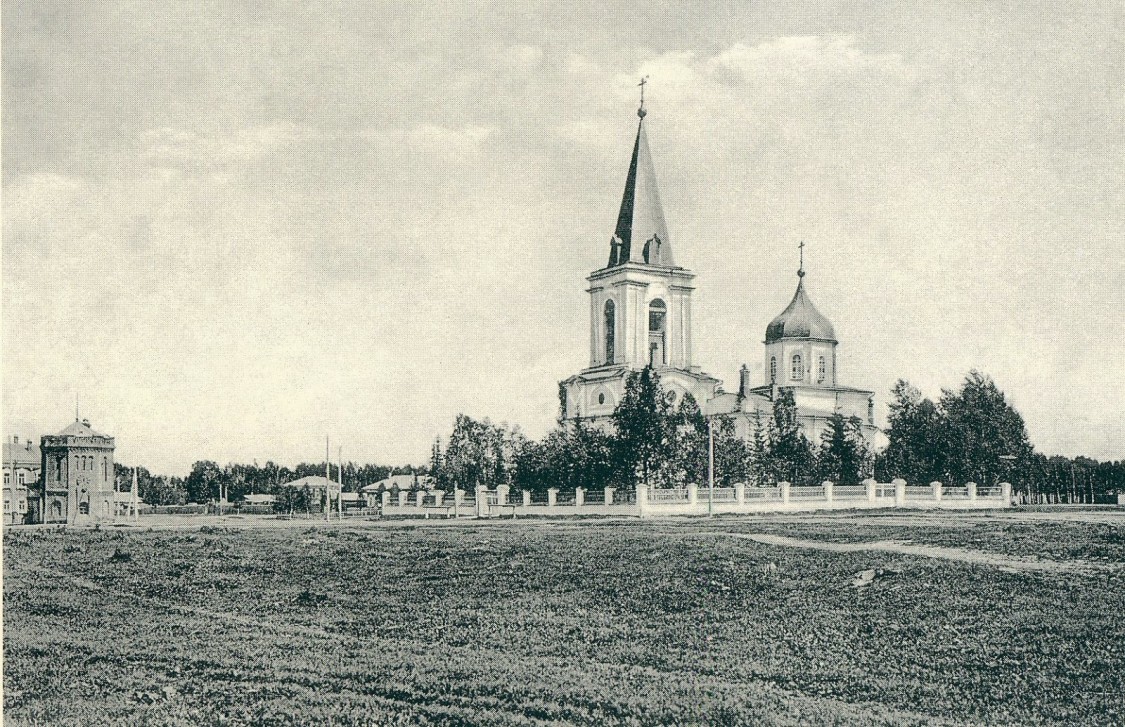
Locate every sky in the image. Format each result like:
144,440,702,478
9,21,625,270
4,1,1124,475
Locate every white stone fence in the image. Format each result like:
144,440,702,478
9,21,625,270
378,478,1012,518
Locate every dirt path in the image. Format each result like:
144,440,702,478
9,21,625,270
718,532,1113,574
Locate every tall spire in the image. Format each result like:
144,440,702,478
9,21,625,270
798,240,806,278
607,79,674,268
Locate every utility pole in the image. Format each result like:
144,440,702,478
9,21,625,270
707,417,715,518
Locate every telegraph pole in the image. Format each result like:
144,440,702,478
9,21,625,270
707,417,715,518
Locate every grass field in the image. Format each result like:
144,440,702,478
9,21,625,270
4,512,1124,725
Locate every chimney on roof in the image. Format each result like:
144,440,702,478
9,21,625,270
82,418,91,427
738,365,751,399
26,439,32,451
12,435,18,444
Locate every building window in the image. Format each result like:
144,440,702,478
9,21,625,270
79,502,89,515
791,354,803,381
3,472,8,485
817,356,826,383
604,300,616,364
103,458,108,481
598,393,606,405
18,473,25,485
648,299,667,366
770,357,777,383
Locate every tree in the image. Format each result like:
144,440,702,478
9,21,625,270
185,460,223,504
611,367,676,487
939,370,1033,486
880,380,945,483
669,393,708,486
767,389,816,484
818,414,872,485
429,438,445,489
712,415,751,486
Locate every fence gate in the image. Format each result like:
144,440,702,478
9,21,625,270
478,491,498,517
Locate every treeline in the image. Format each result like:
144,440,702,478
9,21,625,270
430,367,876,493
875,371,1123,497
113,460,426,506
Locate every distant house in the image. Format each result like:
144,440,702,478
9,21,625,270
3,435,39,526
360,474,433,508
242,493,278,507
112,489,144,518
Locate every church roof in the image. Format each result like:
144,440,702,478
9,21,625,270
765,272,837,343
607,106,674,268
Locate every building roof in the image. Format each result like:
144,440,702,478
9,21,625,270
360,474,431,492
242,493,277,504
47,419,114,443
279,475,339,491
765,272,837,343
606,107,674,268
3,440,41,468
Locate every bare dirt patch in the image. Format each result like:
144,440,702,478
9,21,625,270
722,532,1112,573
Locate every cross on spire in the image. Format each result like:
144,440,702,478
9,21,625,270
637,76,649,119
798,240,806,277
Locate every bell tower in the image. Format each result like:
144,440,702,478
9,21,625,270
560,88,719,424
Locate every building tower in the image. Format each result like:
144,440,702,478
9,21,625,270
38,418,116,524
560,92,720,424
763,243,839,389
721,246,878,446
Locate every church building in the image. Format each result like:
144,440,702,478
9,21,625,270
560,97,877,448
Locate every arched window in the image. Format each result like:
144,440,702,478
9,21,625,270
103,458,108,481
770,357,777,383
791,354,803,381
3,472,8,485
648,299,667,366
603,300,616,364
817,356,826,383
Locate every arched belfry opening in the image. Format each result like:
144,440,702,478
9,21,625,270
648,299,666,366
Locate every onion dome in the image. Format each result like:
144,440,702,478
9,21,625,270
765,270,837,343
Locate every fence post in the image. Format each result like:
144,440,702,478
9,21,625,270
636,484,649,517
381,491,391,509
476,486,488,517
967,482,977,502
434,491,445,507
522,490,531,507
575,487,585,507
604,487,615,505
398,490,409,507
893,478,907,507
931,481,943,502
688,483,699,505
863,478,877,503
779,481,791,504
547,488,558,508
822,480,834,504
1000,482,1012,505
496,484,510,506
415,490,425,508
735,483,746,505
